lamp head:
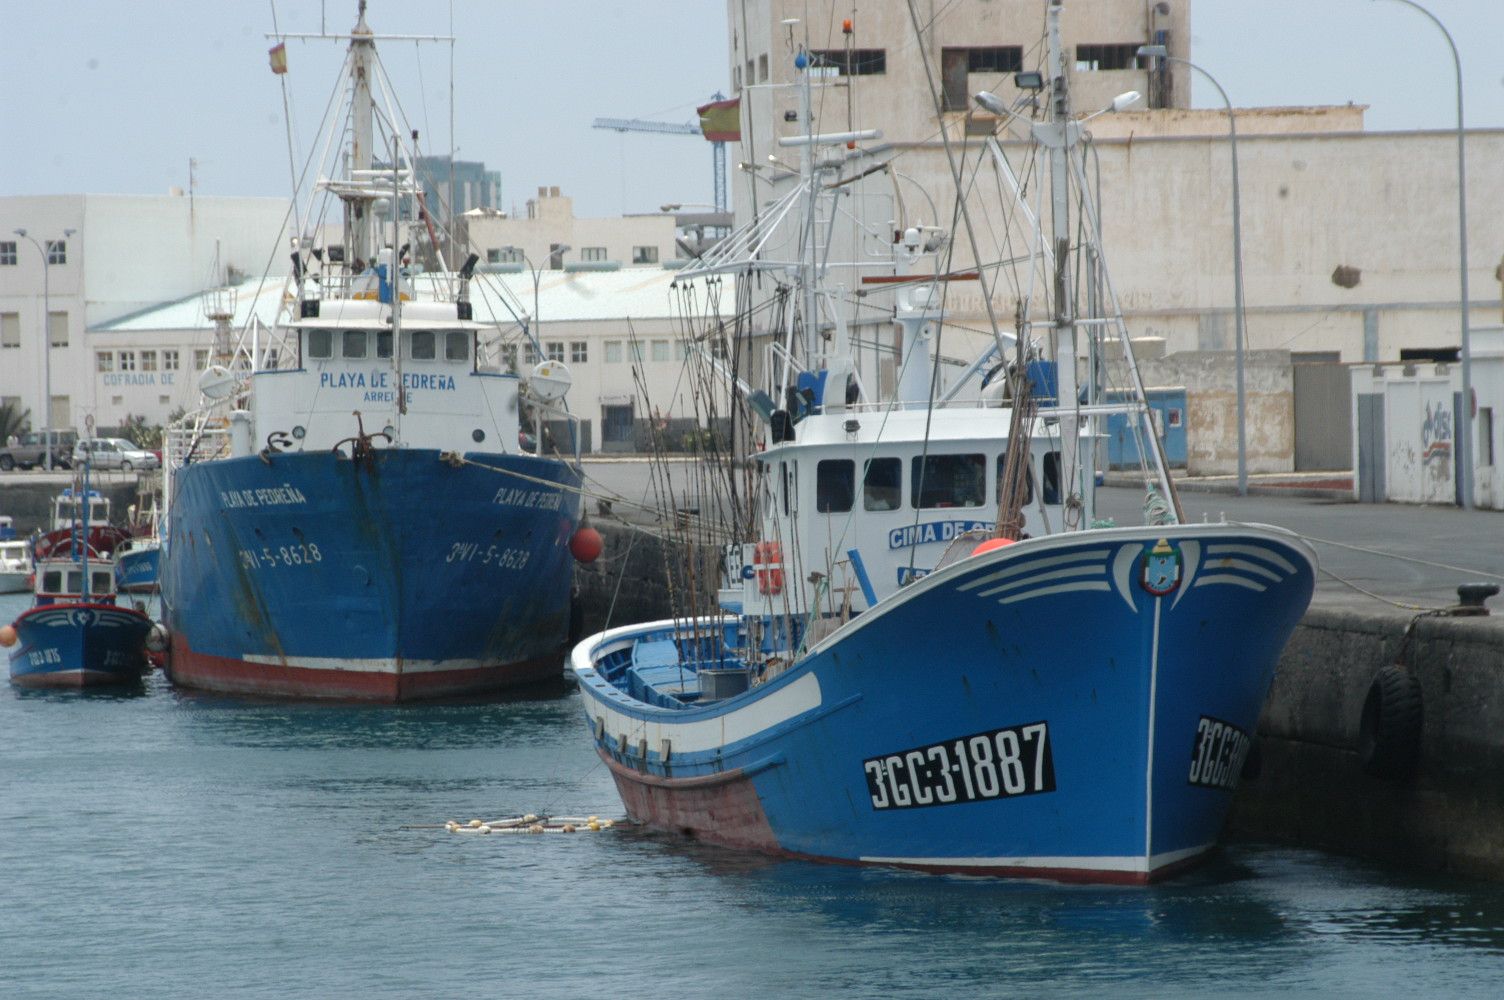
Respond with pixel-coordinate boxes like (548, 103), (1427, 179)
(973, 91), (1007, 116)
(1111, 90), (1142, 112)
(12, 228), (26, 238)
(1137, 44), (1168, 59)
(64, 228), (76, 238)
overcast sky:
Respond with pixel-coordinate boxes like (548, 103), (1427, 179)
(3, 0), (1501, 219)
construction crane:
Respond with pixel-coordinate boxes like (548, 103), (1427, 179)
(592, 103), (729, 214)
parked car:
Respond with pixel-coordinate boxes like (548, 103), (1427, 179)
(72, 437), (161, 471)
(0, 431), (75, 471)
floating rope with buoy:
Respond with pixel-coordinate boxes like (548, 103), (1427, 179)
(405, 814), (625, 836)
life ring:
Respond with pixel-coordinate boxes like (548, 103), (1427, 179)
(753, 540), (784, 596)
(1357, 665), (1423, 780)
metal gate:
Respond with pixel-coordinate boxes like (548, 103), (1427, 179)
(1293, 363), (1353, 470)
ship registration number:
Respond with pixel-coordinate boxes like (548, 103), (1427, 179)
(1187, 715), (1252, 792)
(863, 721), (1055, 811)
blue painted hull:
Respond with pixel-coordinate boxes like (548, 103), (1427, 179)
(8, 603), (153, 688)
(116, 543), (160, 594)
(162, 448), (582, 701)
(574, 524), (1315, 883)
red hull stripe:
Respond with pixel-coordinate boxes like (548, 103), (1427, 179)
(600, 751), (1212, 885)
(168, 635), (561, 702)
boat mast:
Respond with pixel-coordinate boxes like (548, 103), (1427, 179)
(348, 2), (376, 267)
(1041, 1), (1087, 529)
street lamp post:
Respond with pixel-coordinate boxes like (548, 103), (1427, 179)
(521, 245), (571, 355)
(1375, 0), (1471, 508)
(12, 226), (75, 472)
(1137, 45), (1247, 495)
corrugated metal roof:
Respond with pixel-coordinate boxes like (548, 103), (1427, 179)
(89, 266), (735, 334)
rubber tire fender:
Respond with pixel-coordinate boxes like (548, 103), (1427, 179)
(1358, 665), (1423, 780)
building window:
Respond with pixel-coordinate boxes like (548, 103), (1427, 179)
(112, 395), (124, 406)
(119, 350), (137, 371)
(570, 341), (588, 363)
(141, 350), (158, 371)
(604, 340), (623, 363)
(1, 312), (19, 348)
(632, 245), (660, 265)
(486, 248), (501, 264)
(523, 342), (539, 365)
(159, 395), (171, 405)
(501, 344), (519, 371)
(629, 341), (645, 363)
(96, 351), (114, 372)
(733, 65), (742, 91)
(264, 347), (280, 368)
(1075, 43), (1142, 71)
(651, 339), (670, 362)
(193, 349), (209, 370)
(758, 54), (769, 82)
(491, 246), (522, 264)
(675, 340), (689, 361)
(163, 349), (179, 370)
(967, 46), (1023, 73)
(546, 341), (565, 362)
(0, 242), (16, 265)
(809, 49), (886, 76)
(581, 247), (607, 262)
(47, 311), (67, 348)
(46, 240), (67, 265)
(1482, 407), (1496, 467)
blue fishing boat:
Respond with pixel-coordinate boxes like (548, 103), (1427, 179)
(571, 5), (1316, 883)
(115, 536), (160, 595)
(4, 468), (151, 688)
(157, 4), (587, 701)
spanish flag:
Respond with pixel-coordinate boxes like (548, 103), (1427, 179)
(268, 42), (288, 75)
(697, 97), (741, 143)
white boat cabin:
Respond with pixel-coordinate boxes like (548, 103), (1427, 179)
(52, 490), (111, 532)
(34, 557), (118, 607)
(738, 404), (1074, 619)
(238, 298), (527, 458)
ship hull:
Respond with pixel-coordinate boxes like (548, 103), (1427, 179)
(575, 524), (1315, 883)
(115, 542), (160, 594)
(8, 603), (153, 688)
(162, 448), (582, 701)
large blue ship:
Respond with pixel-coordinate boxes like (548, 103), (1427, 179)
(570, 3), (1316, 882)
(159, 5), (586, 701)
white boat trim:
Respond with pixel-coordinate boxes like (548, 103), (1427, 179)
(860, 842), (1210, 875)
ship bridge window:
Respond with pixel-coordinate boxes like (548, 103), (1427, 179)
(306, 329), (333, 360)
(409, 330), (436, 361)
(66, 570), (83, 593)
(911, 454), (985, 509)
(90, 502), (108, 522)
(342, 330), (368, 359)
(816, 459), (854, 513)
(996, 452), (1035, 506)
(42, 570), (62, 592)
(376, 330), (393, 359)
(92, 570), (112, 593)
(446, 331), (470, 362)
(1042, 451), (1061, 505)
(863, 457), (901, 511)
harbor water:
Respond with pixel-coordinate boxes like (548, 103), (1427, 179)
(5, 591), (1504, 997)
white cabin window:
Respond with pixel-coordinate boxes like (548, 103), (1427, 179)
(410, 331), (436, 360)
(92, 570), (112, 593)
(816, 459), (854, 513)
(66, 570), (83, 593)
(863, 458), (901, 511)
(43, 570), (62, 592)
(1042, 451), (1062, 505)
(445, 331), (470, 362)
(342, 330), (368, 359)
(996, 452), (1035, 506)
(307, 330), (333, 359)
(911, 454), (985, 509)
(376, 331), (393, 359)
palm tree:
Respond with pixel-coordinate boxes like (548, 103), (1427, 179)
(0, 399), (30, 445)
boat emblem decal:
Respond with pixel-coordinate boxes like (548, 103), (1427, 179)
(1139, 539), (1183, 597)
(68, 608), (99, 628)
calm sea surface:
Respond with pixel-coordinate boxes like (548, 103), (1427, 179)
(4, 591), (1504, 998)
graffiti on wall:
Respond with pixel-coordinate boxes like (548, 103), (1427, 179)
(1421, 401), (1453, 466)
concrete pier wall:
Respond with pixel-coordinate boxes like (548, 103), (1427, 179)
(1228, 603), (1504, 879)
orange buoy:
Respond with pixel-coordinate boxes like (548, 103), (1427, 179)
(569, 526), (604, 563)
(0, 624), (17, 648)
(971, 537), (1015, 557)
